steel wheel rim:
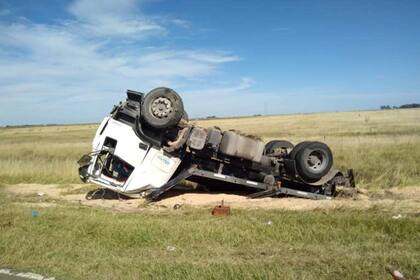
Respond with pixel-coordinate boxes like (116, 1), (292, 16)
(151, 97), (173, 118)
(305, 150), (328, 173)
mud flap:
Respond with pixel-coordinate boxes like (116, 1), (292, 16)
(284, 158), (355, 188)
(306, 168), (342, 186)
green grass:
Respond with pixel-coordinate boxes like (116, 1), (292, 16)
(0, 191), (419, 280)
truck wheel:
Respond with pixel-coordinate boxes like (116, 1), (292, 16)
(264, 140), (294, 155)
(289, 141), (312, 160)
(141, 87), (184, 129)
(294, 141), (333, 182)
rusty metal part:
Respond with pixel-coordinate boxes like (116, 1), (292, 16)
(212, 200), (231, 216)
(164, 126), (192, 153)
(346, 169), (356, 188)
(306, 168), (341, 186)
(304, 168), (355, 188)
(329, 168), (356, 188)
(386, 266), (406, 280)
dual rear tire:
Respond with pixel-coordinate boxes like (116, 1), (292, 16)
(290, 141), (333, 182)
(264, 140), (294, 155)
(264, 139), (333, 181)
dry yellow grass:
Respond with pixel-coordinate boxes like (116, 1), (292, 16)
(195, 109), (420, 188)
(195, 109), (420, 140)
(0, 125), (95, 184)
(0, 109), (419, 188)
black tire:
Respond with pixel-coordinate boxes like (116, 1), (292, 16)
(264, 140), (294, 155)
(141, 87), (184, 129)
(289, 141), (312, 160)
(294, 141), (333, 181)
(264, 140), (279, 155)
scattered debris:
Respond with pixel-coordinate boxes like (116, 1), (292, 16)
(4, 184), (420, 213)
(266, 220), (273, 226)
(36, 192), (45, 197)
(386, 266), (406, 280)
(0, 269), (55, 280)
(335, 186), (358, 198)
(173, 203), (183, 210)
(212, 200), (231, 216)
(31, 210), (39, 218)
(392, 214), (403, 220)
(166, 246), (176, 252)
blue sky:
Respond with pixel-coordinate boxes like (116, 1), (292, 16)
(0, 0), (419, 125)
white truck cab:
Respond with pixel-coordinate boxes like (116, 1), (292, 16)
(82, 116), (181, 195)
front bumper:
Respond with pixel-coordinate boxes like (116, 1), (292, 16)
(77, 153), (133, 192)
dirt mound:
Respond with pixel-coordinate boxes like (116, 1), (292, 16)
(2, 184), (420, 213)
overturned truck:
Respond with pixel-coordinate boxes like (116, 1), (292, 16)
(78, 87), (355, 201)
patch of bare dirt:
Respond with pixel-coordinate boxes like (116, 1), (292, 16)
(2, 184), (420, 213)
(153, 187), (420, 212)
(3, 184), (146, 212)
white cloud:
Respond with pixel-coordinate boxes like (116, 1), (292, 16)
(0, 21), (239, 93)
(67, 0), (163, 38)
(185, 77), (255, 97)
(134, 50), (240, 78)
(170, 19), (191, 28)
(187, 52), (241, 64)
(180, 78), (262, 118)
(0, 0), (242, 125)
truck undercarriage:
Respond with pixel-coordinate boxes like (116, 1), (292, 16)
(78, 88), (355, 201)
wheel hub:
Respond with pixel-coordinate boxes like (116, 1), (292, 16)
(151, 97), (172, 118)
(307, 151), (323, 170)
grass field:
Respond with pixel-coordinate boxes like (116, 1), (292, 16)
(1, 108), (419, 188)
(0, 109), (420, 279)
(0, 193), (419, 280)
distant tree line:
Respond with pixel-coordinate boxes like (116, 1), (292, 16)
(380, 103), (420, 110)
(3, 124), (60, 129)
